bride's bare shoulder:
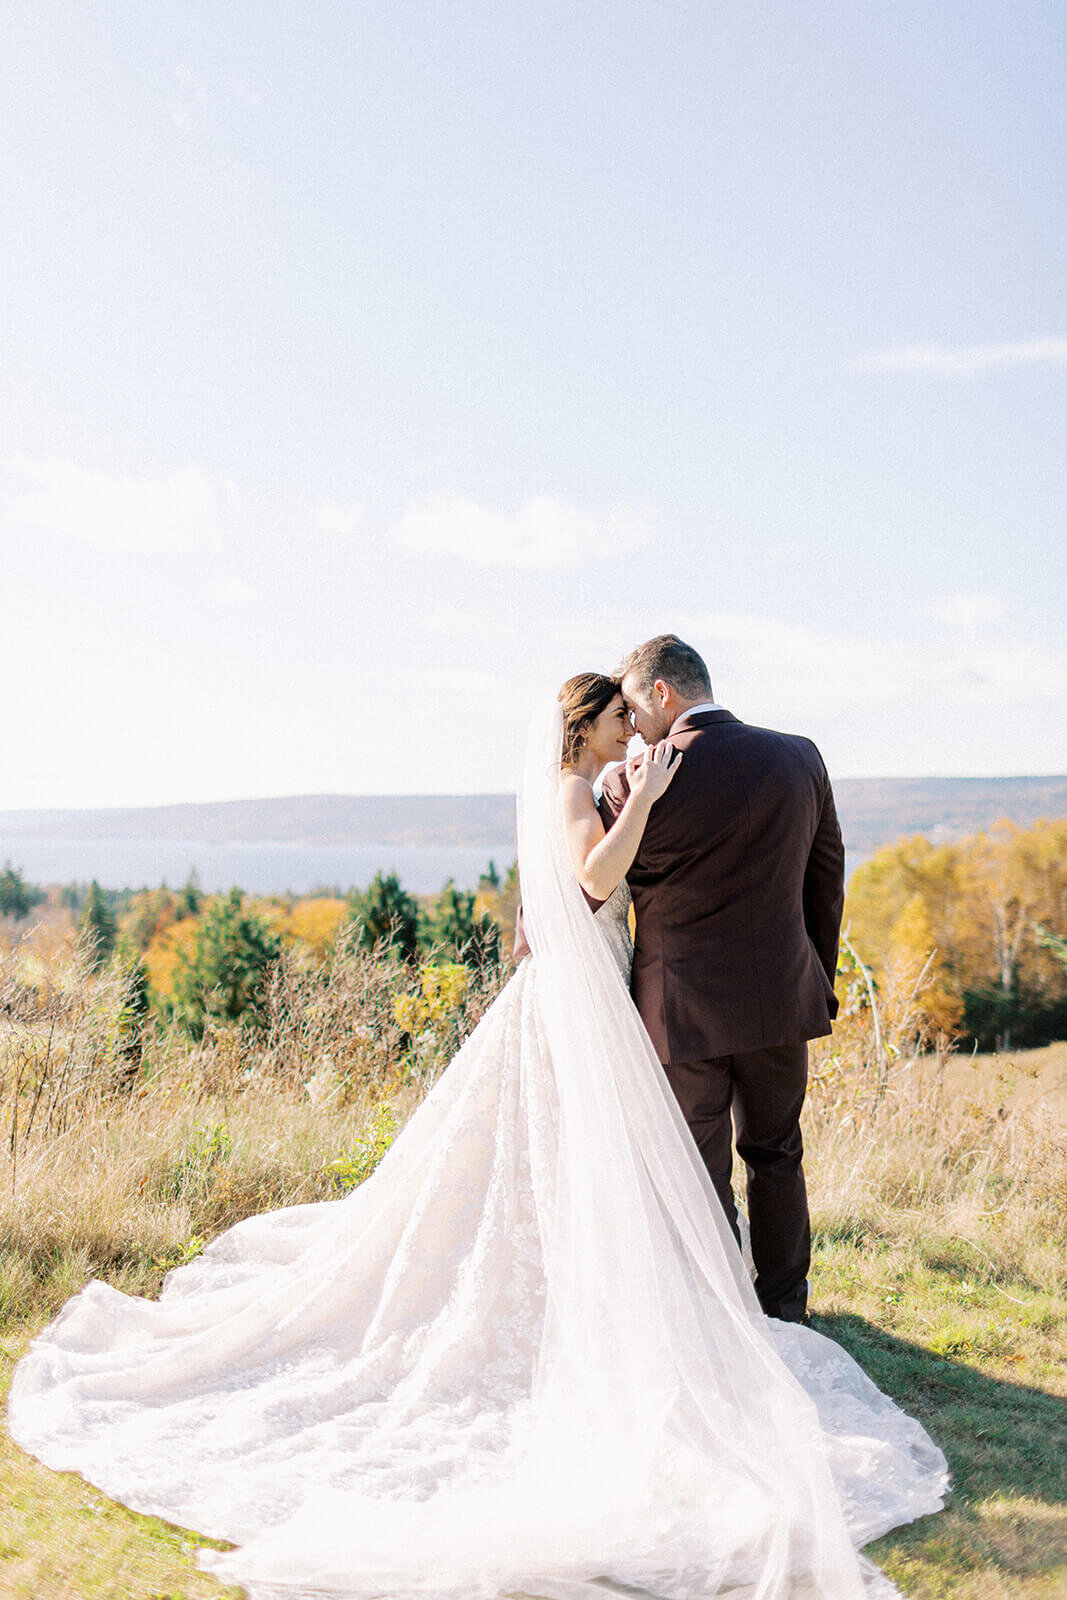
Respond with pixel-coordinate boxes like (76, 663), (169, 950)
(559, 770), (598, 816)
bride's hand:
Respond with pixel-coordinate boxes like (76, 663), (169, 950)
(626, 742), (682, 803)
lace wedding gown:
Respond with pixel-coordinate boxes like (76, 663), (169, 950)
(8, 703), (947, 1600)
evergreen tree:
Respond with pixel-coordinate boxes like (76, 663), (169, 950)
(180, 868), (203, 918)
(346, 872), (419, 961)
(420, 879), (501, 964)
(0, 862), (39, 920)
(173, 888), (282, 1038)
(111, 947), (152, 1087)
(478, 860), (501, 893)
(80, 879), (118, 969)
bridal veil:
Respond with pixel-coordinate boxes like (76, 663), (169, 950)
(7, 697), (946, 1599)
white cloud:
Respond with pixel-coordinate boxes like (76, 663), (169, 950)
(4, 457), (239, 552)
(316, 500), (364, 540)
(926, 593), (1005, 629)
(676, 610), (1067, 717)
(392, 491), (653, 569)
(856, 338), (1067, 375)
(412, 606), (1065, 724)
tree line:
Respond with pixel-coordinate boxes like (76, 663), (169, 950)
(845, 817), (1067, 1049)
(0, 861), (518, 1044)
(4, 820), (1064, 1053)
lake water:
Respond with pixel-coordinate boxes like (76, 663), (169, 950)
(0, 839), (518, 897)
(1, 838), (864, 897)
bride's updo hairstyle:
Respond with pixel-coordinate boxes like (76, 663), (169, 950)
(557, 673), (621, 767)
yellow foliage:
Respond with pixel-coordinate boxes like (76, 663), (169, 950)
(845, 816), (1067, 1042)
(887, 893), (963, 1036)
(143, 917), (199, 997)
(281, 898), (349, 956)
(392, 960), (469, 1035)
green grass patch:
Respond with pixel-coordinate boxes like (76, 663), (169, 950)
(1, 1326), (239, 1599)
(810, 1235), (1067, 1599)
(2, 1235), (1064, 1598)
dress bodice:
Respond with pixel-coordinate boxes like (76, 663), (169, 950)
(593, 878), (634, 982)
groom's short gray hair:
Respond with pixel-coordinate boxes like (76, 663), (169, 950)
(616, 635), (712, 699)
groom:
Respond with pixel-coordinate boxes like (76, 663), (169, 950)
(600, 634), (845, 1323)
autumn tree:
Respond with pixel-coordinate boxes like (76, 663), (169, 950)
(1034, 924), (1067, 971)
(495, 861), (522, 960)
(885, 892), (963, 1038)
(121, 886), (180, 952)
(845, 818), (1067, 1049)
(283, 897), (350, 956)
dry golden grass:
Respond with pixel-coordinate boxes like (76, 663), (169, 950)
(803, 998), (1066, 1598)
(0, 931), (506, 1328)
(0, 931), (1064, 1598)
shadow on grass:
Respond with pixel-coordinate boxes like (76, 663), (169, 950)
(813, 1311), (1067, 1592)
(812, 1311), (1067, 1504)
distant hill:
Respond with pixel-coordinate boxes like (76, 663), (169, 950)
(0, 795), (516, 849)
(829, 776), (1067, 854)
(1, 777), (1064, 860)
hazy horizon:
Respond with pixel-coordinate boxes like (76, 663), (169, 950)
(1, 770), (1065, 820)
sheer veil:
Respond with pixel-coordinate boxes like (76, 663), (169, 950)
(515, 695), (872, 1596)
(6, 695), (946, 1600)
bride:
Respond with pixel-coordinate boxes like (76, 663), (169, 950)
(8, 677), (947, 1600)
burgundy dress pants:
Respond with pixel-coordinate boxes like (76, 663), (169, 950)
(663, 1042), (810, 1322)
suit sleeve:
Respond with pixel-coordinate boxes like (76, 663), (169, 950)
(803, 758), (845, 1001)
(598, 761), (631, 830)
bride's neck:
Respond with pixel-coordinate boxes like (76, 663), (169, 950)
(565, 751), (602, 786)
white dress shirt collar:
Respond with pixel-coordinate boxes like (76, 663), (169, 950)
(669, 700), (722, 732)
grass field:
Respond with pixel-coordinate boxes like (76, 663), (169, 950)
(0, 934), (1064, 1598)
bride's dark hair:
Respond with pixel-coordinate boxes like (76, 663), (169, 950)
(557, 673), (621, 767)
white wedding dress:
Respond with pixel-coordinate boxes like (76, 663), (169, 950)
(8, 702), (947, 1599)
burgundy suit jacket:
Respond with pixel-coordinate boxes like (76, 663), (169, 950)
(599, 709), (844, 1064)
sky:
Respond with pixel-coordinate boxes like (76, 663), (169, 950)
(1, 0), (1065, 808)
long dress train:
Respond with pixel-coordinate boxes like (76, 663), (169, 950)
(7, 701), (948, 1598)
